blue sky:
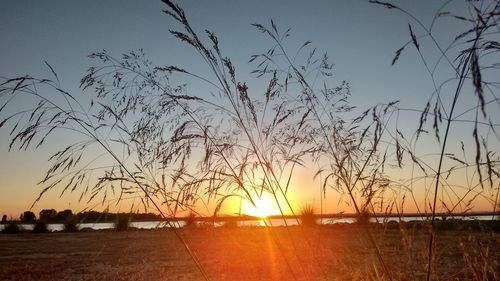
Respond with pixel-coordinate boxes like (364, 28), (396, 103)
(1, 0), (496, 217)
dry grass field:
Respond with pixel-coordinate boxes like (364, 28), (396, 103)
(0, 224), (499, 280)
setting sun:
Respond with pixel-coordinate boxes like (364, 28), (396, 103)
(241, 193), (281, 218)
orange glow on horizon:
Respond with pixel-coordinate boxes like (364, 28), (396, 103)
(241, 193), (282, 218)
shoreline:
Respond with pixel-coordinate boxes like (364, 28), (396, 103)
(2, 217), (499, 232)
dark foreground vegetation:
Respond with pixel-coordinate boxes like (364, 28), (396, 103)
(0, 224), (498, 281)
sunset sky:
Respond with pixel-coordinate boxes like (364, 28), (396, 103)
(1, 1), (498, 218)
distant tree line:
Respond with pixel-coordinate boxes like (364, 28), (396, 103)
(1, 209), (162, 223)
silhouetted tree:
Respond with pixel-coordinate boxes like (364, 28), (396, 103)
(76, 211), (110, 223)
(39, 209), (57, 222)
(20, 211), (36, 222)
(1, 215), (6, 222)
(56, 209), (73, 221)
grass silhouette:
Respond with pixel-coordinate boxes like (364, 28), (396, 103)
(299, 205), (317, 227)
(0, 0), (498, 280)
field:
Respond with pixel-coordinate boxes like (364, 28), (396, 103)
(0, 224), (499, 280)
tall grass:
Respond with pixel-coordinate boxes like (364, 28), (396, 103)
(1, 0), (321, 278)
(247, 17), (403, 279)
(299, 205), (317, 227)
(0, 1), (410, 280)
(0, 0), (498, 280)
(370, 1), (500, 279)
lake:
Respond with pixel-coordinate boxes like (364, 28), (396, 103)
(0, 213), (496, 231)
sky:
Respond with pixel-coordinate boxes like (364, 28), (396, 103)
(1, 0), (498, 218)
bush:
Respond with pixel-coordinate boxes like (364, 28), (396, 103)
(355, 209), (371, 226)
(63, 219), (79, 232)
(33, 220), (49, 233)
(183, 212), (198, 228)
(115, 216), (130, 231)
(2, 221), (21, 234)
(299, 205), (317, 227)
(489, 220), (500, 233)
(386, 220), (400, 230)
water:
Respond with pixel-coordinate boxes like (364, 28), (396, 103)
(0, 221), (184, 232)
(0, 214), (496, 231)
(230, 214), (498, 227)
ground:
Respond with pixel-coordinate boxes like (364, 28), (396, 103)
(0, 225), (498, 280)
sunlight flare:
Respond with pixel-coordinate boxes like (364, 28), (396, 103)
(242, 193), (281, 218)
